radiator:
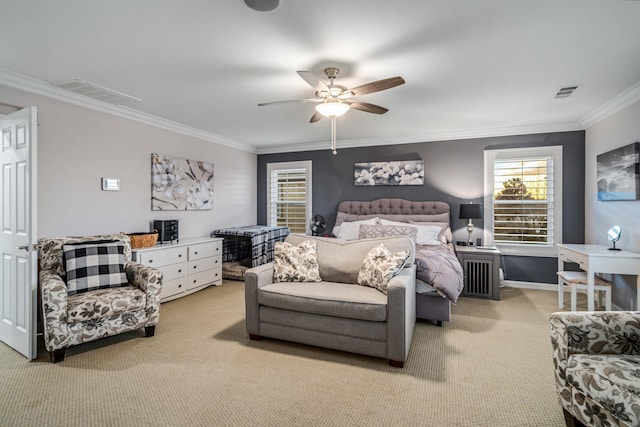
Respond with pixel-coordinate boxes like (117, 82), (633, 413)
(462, 259), (494, 298)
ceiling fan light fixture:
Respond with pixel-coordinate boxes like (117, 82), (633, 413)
(315, 101), (349, 117)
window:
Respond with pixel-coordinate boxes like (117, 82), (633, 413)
(267, 161), (312, 234)
(483, 146), (562, 256)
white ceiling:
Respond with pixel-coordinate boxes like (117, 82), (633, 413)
(1, 0), (640, 154)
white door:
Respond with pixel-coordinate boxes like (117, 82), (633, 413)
(0, 107), (38, 360)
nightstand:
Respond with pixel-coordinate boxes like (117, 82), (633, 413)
(456, 246), (501, 300)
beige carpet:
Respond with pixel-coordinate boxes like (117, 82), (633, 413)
(0, 282), (566, 427)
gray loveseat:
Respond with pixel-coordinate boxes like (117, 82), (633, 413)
(244, 234), (416, 367)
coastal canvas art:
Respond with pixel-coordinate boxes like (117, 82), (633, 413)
(597, 142), (640, 201)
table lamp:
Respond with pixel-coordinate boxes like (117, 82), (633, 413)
(459, 203), (483, 246)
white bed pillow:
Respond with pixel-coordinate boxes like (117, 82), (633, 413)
(335, 217), (379, 240)
(408, 220), (452, 244)
(379, 219), (441, 245)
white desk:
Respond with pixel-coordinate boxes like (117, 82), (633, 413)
(557, 244), (640, 311)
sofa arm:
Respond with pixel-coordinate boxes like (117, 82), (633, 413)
(40, 270), (70, 352)
(244, 262), (275, 337)
(387, 264), (417, 364)
(125, 261), (163, 326)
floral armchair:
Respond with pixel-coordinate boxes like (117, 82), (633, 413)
(549, 311), (640, 427)
(39, 234), (162, 363)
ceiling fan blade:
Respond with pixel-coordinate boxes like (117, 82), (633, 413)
(309, 111), (324, 123)
(258, 98), (321, 107)
(349, 76), (405, 96)
(348, 101), (389, 114)
(297, 71), (329, 92)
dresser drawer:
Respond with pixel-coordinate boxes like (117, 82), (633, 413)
(137, 246), (187, 267)
(161, 277), (186, 299)
(188, 241), (222, 261)
(187, 255), (221, 274)
(157, 262), (187, 282)
(187, 268), (222, 290)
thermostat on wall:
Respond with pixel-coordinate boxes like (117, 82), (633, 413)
(101, 178), (120, 191)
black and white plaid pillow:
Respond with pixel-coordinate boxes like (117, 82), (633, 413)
(63, 240), (129, 295)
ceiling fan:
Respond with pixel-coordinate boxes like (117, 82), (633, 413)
(259, 67), (405, 123)
(258, 67), (405, 154)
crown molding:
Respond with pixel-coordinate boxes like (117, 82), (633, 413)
(255, 121), (584, 154)
(581, 80), (640, 128)
(0, 67), (256, 153)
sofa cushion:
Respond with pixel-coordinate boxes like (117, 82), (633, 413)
(285, 234), (414, 284)
(273, 239), (321, 282)
(567, 354), (640, 426)
(357, 244), (409, 294)
(66, 285), (146, 323)
(258, 281), (388, 321)
(63, 240), (129, 295)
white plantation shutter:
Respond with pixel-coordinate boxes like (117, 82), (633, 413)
(267, 161), (312, 234)
(492, 156), (553, 245)
(484, 146), (562, 257)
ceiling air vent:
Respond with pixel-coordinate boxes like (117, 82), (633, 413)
(53, 78), (142, 105)
(554, 85), (579, 99)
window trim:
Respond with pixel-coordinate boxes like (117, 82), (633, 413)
(266, 160), (312, 235)
(483, 146), (562, 257)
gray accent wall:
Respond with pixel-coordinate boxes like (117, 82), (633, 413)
(258, 131), (585, 284)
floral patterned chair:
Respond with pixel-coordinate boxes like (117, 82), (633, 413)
(549, 311), (640, 427)
(39, 234), (162, 363)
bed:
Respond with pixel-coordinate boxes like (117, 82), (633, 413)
(333, 199), (464, 325)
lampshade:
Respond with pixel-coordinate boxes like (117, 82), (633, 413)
(459, 203), (482, 220)
(315, 101), (350, 117)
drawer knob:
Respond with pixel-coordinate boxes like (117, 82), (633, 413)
(149, 259), (153, 263)
(193, 279), (197, 284)
(194, 251), (198, 255)
(179, 254), (182, 258)
(178, 269), (182, 273)
(178, 284), (182, 288)
(193, 265), (197, 269)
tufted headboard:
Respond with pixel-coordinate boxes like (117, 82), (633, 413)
(334, 199), (451, 227)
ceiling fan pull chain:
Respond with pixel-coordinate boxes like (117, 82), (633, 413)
(331, 116), (337, 155)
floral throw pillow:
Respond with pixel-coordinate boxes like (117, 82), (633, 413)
(273, 239), (322, 282)
(357, 244), (409, 294)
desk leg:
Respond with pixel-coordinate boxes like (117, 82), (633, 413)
(587, 272), (595, 312)
(636, 276), (640, 311)
(557, 257), (564, 309)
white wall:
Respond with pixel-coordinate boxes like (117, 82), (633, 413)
(1, 84), (257, 239)
(585, 99), (640, 251)
(585, 98), (640, 309)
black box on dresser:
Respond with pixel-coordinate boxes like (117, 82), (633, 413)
(153, 220), (179, 243)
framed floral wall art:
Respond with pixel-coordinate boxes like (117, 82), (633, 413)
(151, 153), (214, 210)
(354, 161), (424, 186)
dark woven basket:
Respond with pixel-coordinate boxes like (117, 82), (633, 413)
(125, 230), (159, 249)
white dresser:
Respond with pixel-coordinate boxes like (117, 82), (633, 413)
(132, 237), (223, 302)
